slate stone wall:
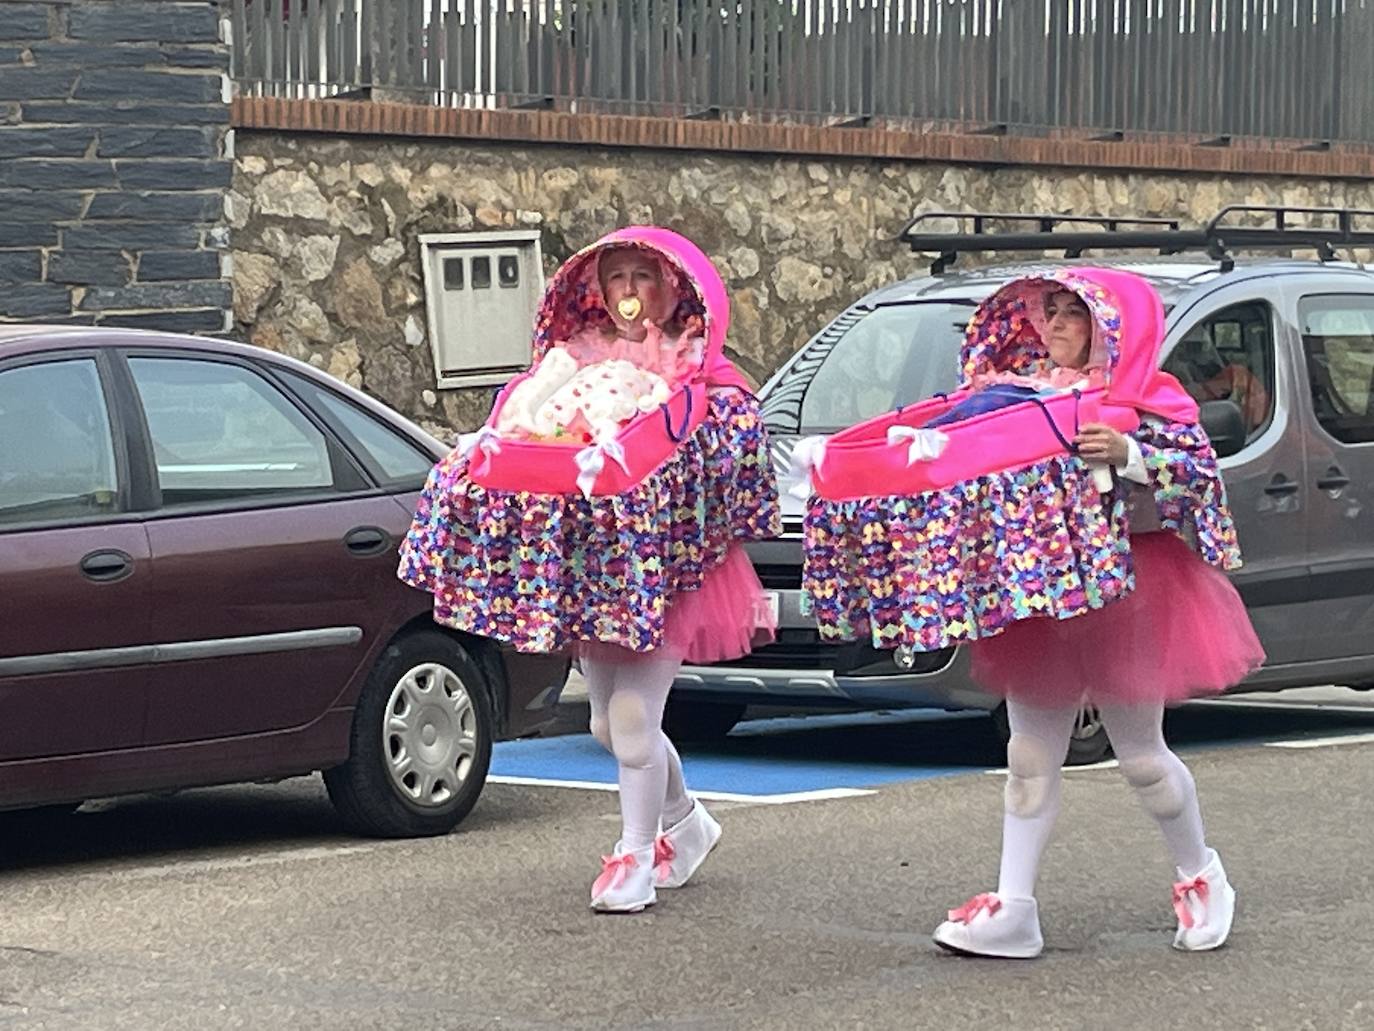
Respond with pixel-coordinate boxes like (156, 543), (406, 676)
(0, 1), (231, 332)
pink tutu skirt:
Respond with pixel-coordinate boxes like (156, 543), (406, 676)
(575, 545), (776, 666)
(969, 531), (1264, 707)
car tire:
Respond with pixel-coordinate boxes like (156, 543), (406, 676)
(324, 630), (495, 839)
(663, 698), (746, 744)
(990, 702), (1113, 767)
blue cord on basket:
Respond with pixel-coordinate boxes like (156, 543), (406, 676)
(663, 389), (694, 442)
(896, 388), (1081, 456)
(1023, 389), (1081, 453)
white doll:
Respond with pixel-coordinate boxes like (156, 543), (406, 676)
(533, 359), (671, 443)
(495, 348), (579, 439)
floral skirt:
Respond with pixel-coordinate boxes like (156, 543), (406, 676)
(803, 454), (1132, 652)
(398, 389), (781, 655)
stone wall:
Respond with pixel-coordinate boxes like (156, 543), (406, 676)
(230, 129), (1371, 438)
(0, 1), (230, 331)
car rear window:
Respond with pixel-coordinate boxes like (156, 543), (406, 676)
(1299, 294), (1374, 444)
(280, 371), (434, 489)
(129, 357), (336, 505)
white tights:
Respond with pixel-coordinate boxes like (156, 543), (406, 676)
(997, 698), (1210, 900)
(582, 652), (695, 851)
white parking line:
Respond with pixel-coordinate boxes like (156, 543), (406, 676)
(1266, 732), (1374, 750)
(488, 775), (876, 804)
(1195, 699), (1374, 716)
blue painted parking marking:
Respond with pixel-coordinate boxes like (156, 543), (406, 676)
(490, 698), (1374, 802)
(491, 709), (989, 800)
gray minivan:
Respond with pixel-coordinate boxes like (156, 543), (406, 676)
(670, 209), (1374, 763)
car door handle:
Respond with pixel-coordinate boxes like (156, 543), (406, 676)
(1316, 466), (1351, 491)
(344, 526), (391, 556)
(79, 549), (133, 583)
(1263, 475), (1300, 497)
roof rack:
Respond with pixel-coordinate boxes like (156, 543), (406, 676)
(898, 206), (1374, 275)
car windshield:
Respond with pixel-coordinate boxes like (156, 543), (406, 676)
(762, 302), (973, 435)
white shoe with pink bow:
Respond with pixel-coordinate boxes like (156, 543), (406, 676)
(932, 893), (1044, 959)
(1172, 849), (1236, 951)
(653, 800), (722, 890)
(589, 843), (657, 914)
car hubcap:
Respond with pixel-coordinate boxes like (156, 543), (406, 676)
(383, 662), (478, 808)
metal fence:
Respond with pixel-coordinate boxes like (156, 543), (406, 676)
(228, 0), (1374, 144)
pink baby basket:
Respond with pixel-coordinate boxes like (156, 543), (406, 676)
(466, 226), (741, 498)
(806, 267), (1195, 502)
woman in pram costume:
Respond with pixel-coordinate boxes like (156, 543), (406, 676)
(399, 227), (780, 914)
(800, 268), (1263, 957)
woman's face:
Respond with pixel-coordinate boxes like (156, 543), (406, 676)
(599, 250), (668, 340)
(1043, 290), (1094, 369)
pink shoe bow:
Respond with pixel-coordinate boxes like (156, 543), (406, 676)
(948, 893), (1002, 924)
(1172, 875), (1210, 929)
(592, 852), (639, 898)
(653, 835), (676, 881)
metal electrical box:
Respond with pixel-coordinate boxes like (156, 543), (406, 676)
(420, 230), (544, 389)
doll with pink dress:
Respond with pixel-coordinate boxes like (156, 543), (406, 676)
(492, 272), (703, 449)
(399, 227), (781, 914)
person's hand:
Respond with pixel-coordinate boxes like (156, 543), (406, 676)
(1075, 423), (1130, 466)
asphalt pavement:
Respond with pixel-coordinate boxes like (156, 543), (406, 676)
(1, 689), (1372, 1030)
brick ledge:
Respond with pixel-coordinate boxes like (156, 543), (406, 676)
(231, 96), (1374, 180)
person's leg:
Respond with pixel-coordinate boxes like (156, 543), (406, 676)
(605, 652), (682, 851)
(996, 701), (1080, 899)
(588, 651), (682, 912)
(580, 657), (616, 755)
(933, 699), (1077, 959)
(653, 662), (724, 890)
(660, 733), (693, 829)
(1098, 702), (1236, 951)
(1098, 703), (1207, 875)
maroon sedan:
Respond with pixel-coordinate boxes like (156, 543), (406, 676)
(0, 326), (567, 836)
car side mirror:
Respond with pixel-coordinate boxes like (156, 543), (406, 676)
(1199, 399), (1247, 458)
